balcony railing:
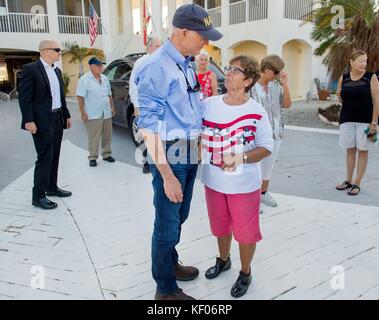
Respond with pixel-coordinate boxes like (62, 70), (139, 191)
(284, 0), (313, 20)
(230, 1), (247, 25)
(58, 15), (102, 34)
(208, 6), (221, 28)
(0, 13), (49, 33)
(229, 0), (268, 25)
(249, 0), (268, 21)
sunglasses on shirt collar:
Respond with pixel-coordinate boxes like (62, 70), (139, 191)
(177, 64), (201, 93)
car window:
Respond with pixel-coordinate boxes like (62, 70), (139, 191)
(115, 64), (132, 80)
(208, 63), (224, 80)
(120, 70), (132, 81)
(104, 64), (118, 81)
(103, 63), (131, 81)
(191, 60), (224, 81)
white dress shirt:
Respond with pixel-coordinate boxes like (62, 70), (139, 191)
(40, 58), (62, 110)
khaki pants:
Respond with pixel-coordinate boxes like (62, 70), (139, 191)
(86, 117), (113, 160)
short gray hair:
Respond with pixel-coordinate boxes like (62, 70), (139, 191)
(146, 35), (160, 50)
(39, 40), (59, 52)
(196, 51), (209, 61)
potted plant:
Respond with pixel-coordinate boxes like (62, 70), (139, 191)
(62, 72), (71, 97)
(315, 78), (329, 101)
(329, 88), (338, 102)
(328, 79), (339, 102)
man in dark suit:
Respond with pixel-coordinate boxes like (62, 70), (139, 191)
(19, 40), (72, 210)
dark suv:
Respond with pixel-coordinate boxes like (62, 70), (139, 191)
(103, 53), (225, 146)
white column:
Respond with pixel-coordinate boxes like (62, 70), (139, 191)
(46, 0), (59, 36)
(167, 0), (176, 34)
(266, 0), (285, 55)
(221, 0), (228, 29)
(220, 0), (230, 68)
(123, 0), (132, 34)
(151, 0), (162, 38)
(100, 0), (114, 62)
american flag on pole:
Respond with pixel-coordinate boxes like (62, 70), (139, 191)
(89, 1), (99, 47)
(143, 0), (151, 46)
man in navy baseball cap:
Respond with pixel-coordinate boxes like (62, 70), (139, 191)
(88, 57), (105, 65)
(172, 3), (222, 41)
(134, 3), (223, 301)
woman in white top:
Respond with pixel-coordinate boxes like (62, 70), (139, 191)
(250, 55), (292, 208)
(201, 55), (273, 298)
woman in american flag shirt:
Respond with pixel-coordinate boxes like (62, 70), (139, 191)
(200, 55), (274, 298)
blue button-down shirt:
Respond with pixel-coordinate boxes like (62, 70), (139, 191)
(76, 72), (112, 120)
(135, 39), (202, 141)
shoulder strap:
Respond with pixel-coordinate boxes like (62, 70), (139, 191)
(362, 71), (373, 84)
(342, 73), (351, 84)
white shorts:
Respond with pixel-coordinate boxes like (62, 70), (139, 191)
(339, 122), (378, 151)
(261, 139), (282, 181)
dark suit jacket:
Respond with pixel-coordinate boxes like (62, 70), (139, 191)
(19, 59), (71, 132)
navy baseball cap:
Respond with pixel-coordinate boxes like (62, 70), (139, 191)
(172, 4), (223, 41)
(89, 57), (105, 65)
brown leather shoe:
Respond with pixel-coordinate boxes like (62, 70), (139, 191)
(155, 288), (195, 300)
(175, 263), (199, 281)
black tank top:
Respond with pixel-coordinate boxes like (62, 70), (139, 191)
(340, 71), (373, 124)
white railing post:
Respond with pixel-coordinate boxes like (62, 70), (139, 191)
(46, 0), (59, 35)
(246, 0), (250, 22)
(5, 0), (10, 32)
(100, 0), (113, 62)
(221, 0), (228, 30)
(267, 0), (284, 55)
(167, 0), (176, 34)
(151, 0), (162, 38)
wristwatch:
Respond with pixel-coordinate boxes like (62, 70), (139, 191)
(243, 152), (248, 163)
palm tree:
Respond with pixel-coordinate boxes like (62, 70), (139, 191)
(63, 42), (105, 78)
(305, 0), (379, 80)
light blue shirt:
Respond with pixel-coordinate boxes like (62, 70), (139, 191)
(129, 53), (150, 110)
(76, 72), (112, 120)
(135, 39), (202, 141)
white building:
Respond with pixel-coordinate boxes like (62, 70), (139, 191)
(0, 0), (327, 98)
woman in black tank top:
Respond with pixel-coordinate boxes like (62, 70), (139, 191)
(336, 50), (379, 195)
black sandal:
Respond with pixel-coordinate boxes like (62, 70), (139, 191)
(336, 181), (352, 191)
(347, 185), (361, 196)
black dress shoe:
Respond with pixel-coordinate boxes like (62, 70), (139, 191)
(142, 163), (151, 174)
(89, 160), (97, 167)
(32, 197), (58, 210)
(231, 271), (252, 298)
(46, 188), (72, 197)
(103, 156), (116, 163)
(205, 256), (232, 280)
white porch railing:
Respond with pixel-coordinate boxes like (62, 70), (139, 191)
(0, 13), (49, 33)
(208, 6), (221, 28)
(58, 15), (102, 35)
(284, 0), (313, 20)
(229, 1), (247, 25)
(249, 0), (268, 21)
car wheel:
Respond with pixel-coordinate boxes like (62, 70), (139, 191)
(129, 114), (143, 147)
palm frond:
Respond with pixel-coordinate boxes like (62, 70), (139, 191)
(304, 0), (379, 80)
